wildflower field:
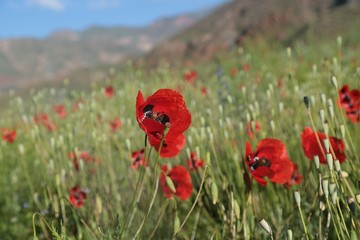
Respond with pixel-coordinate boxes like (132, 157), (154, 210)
(0, 38), (359, 239)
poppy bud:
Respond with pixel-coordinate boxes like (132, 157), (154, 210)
(356, 194), (360, 205)
(314, 155), (320, 169)
(323, 122), (329, 136)
(323, 139), (330, 153)
(287, 229), (293, 240)
(328, 105), (334, 119)
(294, 190), (301, 206)
(320, 201), (326, 211)
(18, 144), (25, 155)
(259, 219), (272, 236)
(165, 175), (176, 193)
(234, 200), (240, 219)
(211, 182), (218, 205)
(287, 47), (292, 58)
(303, 96), (310, 109)
(321, 93), (326, 105)
(319, 109), (325, 123)
(331, 76), (338, 89)
(340, 125), (345, 139)
(322, 179), (329, 199)
(334, 160), (341, 173)
(96, 195), (103, 215)
(336, 36), (342, 49)
(174, 213), (180, 235)
(326, 153), (333, 170)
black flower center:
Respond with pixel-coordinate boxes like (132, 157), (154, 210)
(249, 156), (271, 171)
(143, 104), (170, 124)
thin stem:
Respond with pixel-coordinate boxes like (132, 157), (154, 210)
(297, 205), (310, 240)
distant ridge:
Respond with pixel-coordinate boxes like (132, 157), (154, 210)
(145, 0), (360, 65)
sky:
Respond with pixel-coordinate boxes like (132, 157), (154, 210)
(0, 0), (228, 39)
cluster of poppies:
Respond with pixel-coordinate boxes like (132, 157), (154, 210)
(1, 128), (16, 143)
(338, 84), (359, 123)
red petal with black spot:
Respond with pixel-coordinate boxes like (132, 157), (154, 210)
(338, 85), (360, 123)
(245, 139), (293, 186)
(284, 163), (303, 188)
(301, 127), (346, 164)
(136, 89), (191, 143)
(131, 148), (147, 169)
(69, 185), (87, 208)
(148, 134), (186, 158)
(187, 152), (205, 171)
(160, 165), (193, 201)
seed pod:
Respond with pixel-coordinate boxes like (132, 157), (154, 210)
(211, 182), (218, 205)
(259, 219), (272, 236)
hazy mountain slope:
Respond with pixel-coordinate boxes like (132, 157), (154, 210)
(146, 0), (360, 64)
(0, 11), (209, 87)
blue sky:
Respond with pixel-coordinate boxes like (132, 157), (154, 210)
(0, 0), (228, 39)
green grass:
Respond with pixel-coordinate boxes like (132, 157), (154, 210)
(0, 38), (359, 239)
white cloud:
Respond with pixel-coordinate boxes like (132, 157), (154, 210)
(89, 0), (121, 9)
(28, 0), (65, 11)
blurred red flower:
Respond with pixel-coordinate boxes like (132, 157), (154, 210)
(230, 67), (237, 76)
(33, 112), (57, 132)
(187, 152), (205, 171)
(136, 89), (191, 143)
(148, 134), (186, 158)
(284, 163), (303, 188)
(109, 118), (122, 132)
(245, 139), (293, 186)
(246, 121), (261, 139)
(104, 86), (115, 98)
(338, 85), (359, 123)
(184, 70), (197, 84)
(2, 128), (16, 143)
(160, 165), (192, 201)
(242, 64), (251, 72)
(200, 87), (208, 96)
(68, 151), (100, 171)
(69, 185), (87, 208)
(301, 127), (346, 164)
(131, 148), (147, 169)
(54, 104), (67, 118)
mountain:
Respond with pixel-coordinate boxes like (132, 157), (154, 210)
(0, 10), (210, 94)
(146, 0), (360, 65)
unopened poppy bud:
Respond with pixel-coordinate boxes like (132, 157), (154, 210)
(328, 105), (334, 119)
(259, 219), (272, 236)
(287, 47), (292, 58)
(311, 95), (316, 106)
(268, 83), (274, 93)
(329, 182), (336, 195)
(356, 194), (360, 205)
(211, 182), (218, 205)
(279, 102), (284, 113)
(53, 194), (59, 217)
(125, 138), (131, 151)
(18, 144), (25, 155)
(320, 201), (326, 211)
(330, 76), (338, 89)
(200, 117), (205, 126)
(314, 155), (320, 169)
(234, 200), (240, 219)
(218, 105), (223, 115)
(331, 191), (338, 204)
(165, 175), (176, 193)
(340, 125), (345, 138)
(341, 171), (349, 178)
(287, 229), (293, 240)
(294, 190), (301, 206)
(322, 179), (329, 199)
(323, 122), (329, 135)
(174, 213), (180, 235)
(50, 137), (55, 149)
(323, 139), (330, 153)
(246, 113), (251, 122)
(321, 93), (326, 105)
(95, 195), (103, 215)
(326, 153), (333, 170)
(336, 36), (342, 48)
(319, 109), (325, 123)
(303, 96), (310, 109)
(334, 160), (341, 173)
(270, 120), (275, 132)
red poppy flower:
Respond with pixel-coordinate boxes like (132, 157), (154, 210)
(69, 185), (87, 208)
(230, 67), (237, 77)
(148, 134), (186, 158)
(2, 128), (16, 143)
(184, 70), (197, 84)
(136, 89), (191, 143)
(338, 85), (359, 123)
(160, 165), (193, 201)
(109, 118), (122, 132)
(68, 151), (100, 171)
(104, 86), (115, 98)
(301, 127), (346, 163)
(131, 148), (147, 169)
(187, 152), (205, 171)
(246, 121), (261, 139)
(242, 64), (251, 72)
(34, 112), (57, 132)
(245, 139), (293, 186)
(54, 104), (67, 118)
(200, 87), (208, 96)
(284, 163), (303, 188)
